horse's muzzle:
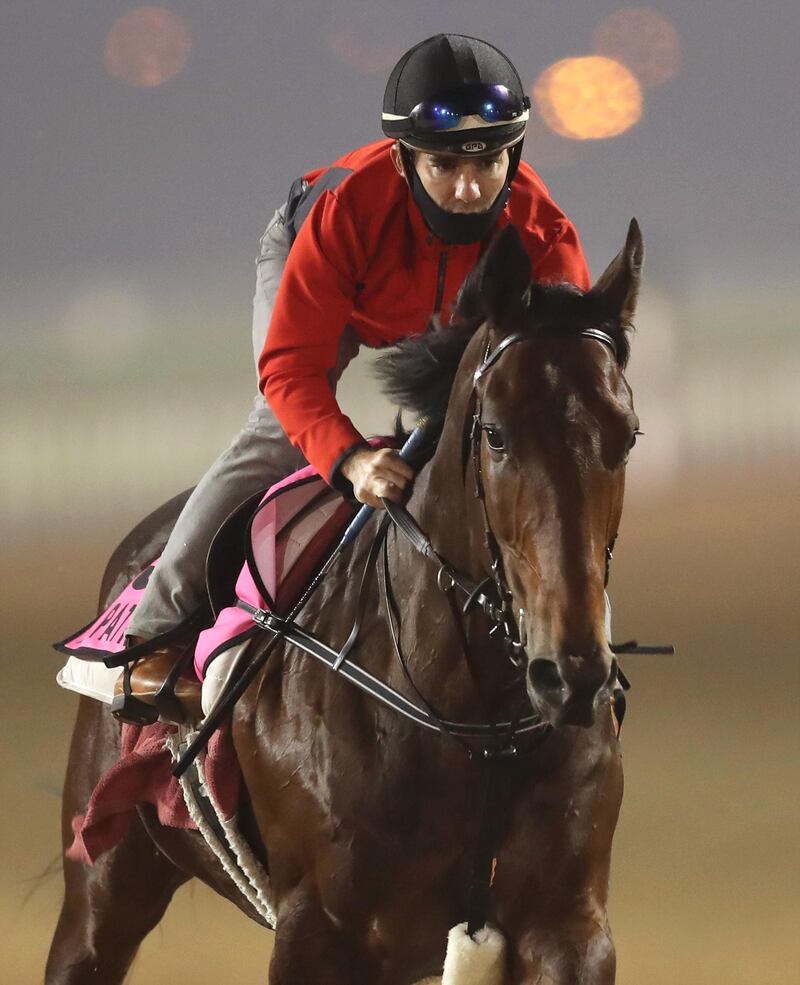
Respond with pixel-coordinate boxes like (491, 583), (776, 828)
(527, 650), (617, 727)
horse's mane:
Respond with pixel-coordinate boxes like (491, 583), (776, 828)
(375, 268), (630, 442)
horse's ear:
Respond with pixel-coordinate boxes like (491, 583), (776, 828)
(478, 225), (532, 327)
(592, 219), (644, 323)
(591, 218), (644, 324)
(451, 260), (486, 326)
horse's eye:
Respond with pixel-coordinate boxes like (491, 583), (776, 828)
(484, 426), (505, 452)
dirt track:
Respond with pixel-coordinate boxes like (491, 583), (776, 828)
(2, 466), (797, 983)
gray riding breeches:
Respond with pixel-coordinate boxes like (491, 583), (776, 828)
(127, 204), (360, 639)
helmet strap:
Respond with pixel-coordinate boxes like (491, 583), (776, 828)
(399, 141), (525, 246)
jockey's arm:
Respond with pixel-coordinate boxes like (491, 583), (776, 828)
(257, 190), (411, 506)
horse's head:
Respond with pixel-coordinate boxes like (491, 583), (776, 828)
(464, 221), (643, 727)
(377, 220), (643, 729)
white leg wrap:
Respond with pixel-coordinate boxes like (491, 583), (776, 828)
(440, 922), (506, 985)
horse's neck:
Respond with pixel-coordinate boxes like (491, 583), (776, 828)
(413, 457), (484, 577)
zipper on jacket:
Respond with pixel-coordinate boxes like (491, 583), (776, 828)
(433, 251), (449, 314)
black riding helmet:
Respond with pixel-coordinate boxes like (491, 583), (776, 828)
(382, 34), (530, 244)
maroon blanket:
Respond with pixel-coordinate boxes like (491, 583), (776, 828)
(68, 721), (239, 864)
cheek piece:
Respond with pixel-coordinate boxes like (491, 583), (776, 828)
(400, 141), (524, 246)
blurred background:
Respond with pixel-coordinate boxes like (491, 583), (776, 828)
(2, 1), (798, 982)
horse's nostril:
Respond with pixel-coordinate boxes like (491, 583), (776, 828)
(529, 659), (563, 693)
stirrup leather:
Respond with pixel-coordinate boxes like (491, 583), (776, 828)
(110, 660), (159, 725)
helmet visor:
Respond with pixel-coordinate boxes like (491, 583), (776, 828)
(385, 84), (530, 135)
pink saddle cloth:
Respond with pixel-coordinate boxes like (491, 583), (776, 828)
(194, 439), (392, 679)
(55, 462), (357, 669)
(60, 463), (362, 863)
(193, 463), (357, 679)
(58, 439), (422, 867)
(55, 562), (161, 660)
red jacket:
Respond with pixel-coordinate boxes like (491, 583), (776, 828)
(259, 139), (590, 484)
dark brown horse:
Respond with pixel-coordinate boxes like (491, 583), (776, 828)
(47, 220), (643, 985)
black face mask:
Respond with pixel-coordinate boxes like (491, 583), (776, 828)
(400, 143), (522, 246)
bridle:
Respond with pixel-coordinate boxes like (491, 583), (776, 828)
(177, 324), (624, 773)
(364, 324), (623, 748)
(450, 325), (621, 668)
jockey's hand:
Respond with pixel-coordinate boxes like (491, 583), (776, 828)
(340, 447), (414, 509)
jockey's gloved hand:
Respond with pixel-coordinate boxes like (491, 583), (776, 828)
(340, 447), (414, 509)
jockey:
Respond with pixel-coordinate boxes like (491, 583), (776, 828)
(114, 33), (591, 723)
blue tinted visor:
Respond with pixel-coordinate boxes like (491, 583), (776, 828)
(408, 84), (529, 133)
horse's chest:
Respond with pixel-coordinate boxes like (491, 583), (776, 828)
(253, 696), (467, 847)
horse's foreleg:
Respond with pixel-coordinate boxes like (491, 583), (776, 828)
(45, 808), (190, 985)
(46, 698), (190, 985)
(269, 880), (379, 985)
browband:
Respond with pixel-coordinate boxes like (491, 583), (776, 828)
(474, 327), (618, 384)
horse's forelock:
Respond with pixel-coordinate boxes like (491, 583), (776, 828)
(526, 283), (632, 369)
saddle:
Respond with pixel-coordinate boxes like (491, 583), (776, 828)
(55, 465), (358, 722)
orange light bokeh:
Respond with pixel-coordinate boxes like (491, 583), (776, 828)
(534, 56), (643, 141)
(104, 7), (192, 89)
(593, 7), (681, 86)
